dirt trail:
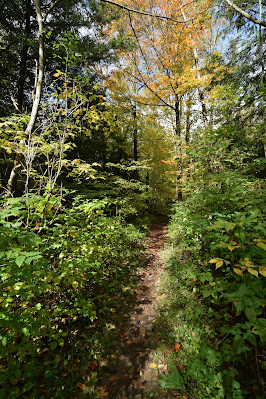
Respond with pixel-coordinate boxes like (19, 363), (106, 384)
(95, 219), (168, 399)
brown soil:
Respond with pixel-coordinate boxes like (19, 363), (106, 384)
(95, 218), (169, 399)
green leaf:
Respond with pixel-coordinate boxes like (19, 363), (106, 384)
(245, 307), (256, 322)
(22, 381), (34, 393)
(50, 342), (57, 350)
(158, 368), (184, 390)
(15, 255), (26, 267)
(22, 327), (30, 337)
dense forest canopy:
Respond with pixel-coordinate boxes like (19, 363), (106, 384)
(0, 0), (265, 398)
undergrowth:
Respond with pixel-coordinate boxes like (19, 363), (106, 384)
(156, 171), (266, 398)
(0, 192), (150, 398)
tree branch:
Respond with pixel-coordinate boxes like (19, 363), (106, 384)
(44, 0), (61, 21)
(225, 0), (266, 27)
(99, 0), (186, 23)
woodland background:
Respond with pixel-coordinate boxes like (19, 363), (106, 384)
(0, 0), (265, 398)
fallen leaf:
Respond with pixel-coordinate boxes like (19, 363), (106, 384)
(109, 375), (119, 381)
(97, 387), (109, 398)
(173, 343), (181, 353)
(150, 362), (157, 369)
(88, 361), (98, 370)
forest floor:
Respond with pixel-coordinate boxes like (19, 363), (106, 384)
(94, 217), (177, 399)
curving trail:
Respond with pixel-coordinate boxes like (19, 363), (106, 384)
(95, 218), (169, 399)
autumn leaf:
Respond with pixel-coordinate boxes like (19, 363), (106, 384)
(233, 267), (243, 277)
(77, 382), (86, 390)
(88, 361), (98, 370)
(150, 362), (157, 369)
(259, 266), (266, 277)
(247, 267), (258, 277)
(173, 343), (181, 353)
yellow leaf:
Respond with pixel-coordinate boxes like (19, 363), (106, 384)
(150, 363), (157, 369)
(247, 267), (258, 277)
(216, 260), (224, 269)
(259, 266), (266, 277)
(53, 72), (60, 77)
(233, 268), (243, 277)
(209, 258), (221, 264)
(257, 241), (266, 251)
(228, 245), (236, 251)
(209, 282), (216, 286)
(72, 281), (79, 289)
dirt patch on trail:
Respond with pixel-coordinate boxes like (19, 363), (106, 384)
(95, 218), (169, 399)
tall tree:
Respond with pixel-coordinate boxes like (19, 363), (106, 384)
(101, 0), (212, 199)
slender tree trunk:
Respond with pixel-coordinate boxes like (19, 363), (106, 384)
(7, 0), (44, 196)
(180, 4), (209, 129)
(175, 94), (182, 201)
(185, 94), (191, 144)
(258, 0), (266, 158)
(17, 0), (31, 112)
(132, 102), (139, 180)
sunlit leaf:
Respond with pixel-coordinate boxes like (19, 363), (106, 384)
(209, 258), (221, 264)
(259, 266), (266, 277)
(72, 281), (79, 289)
(216, 260), (224, 269)
(247, 267), (258, 277)
(233, 268), (243, 277)
(257, 242), (266, 251)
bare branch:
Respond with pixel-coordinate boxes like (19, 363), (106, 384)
(99, 0), (186, 23)
(225, 0), (266, 27)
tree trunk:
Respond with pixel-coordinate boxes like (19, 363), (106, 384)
(132, 102), (139, 180)
(7, 0), (44, 196)
(175, 94), (182, 201)
(180, 5), (209, 129)
(185, 94), (191, 144)
(258, 0), (266, 158)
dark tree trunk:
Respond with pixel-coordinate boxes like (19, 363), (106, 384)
(175, 95), (182, 201)
(133, 103), (139, 180)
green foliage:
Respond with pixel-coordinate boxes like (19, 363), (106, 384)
(165, 117), (266, 397)
(0, 194), (146, 397)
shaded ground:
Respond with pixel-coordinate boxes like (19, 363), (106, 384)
(95, 217), (170, 399)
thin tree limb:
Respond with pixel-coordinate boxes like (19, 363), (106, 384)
(225, 0), (266, 27)
(44, 0), (61, 21)
(99, 0), (187, 23)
